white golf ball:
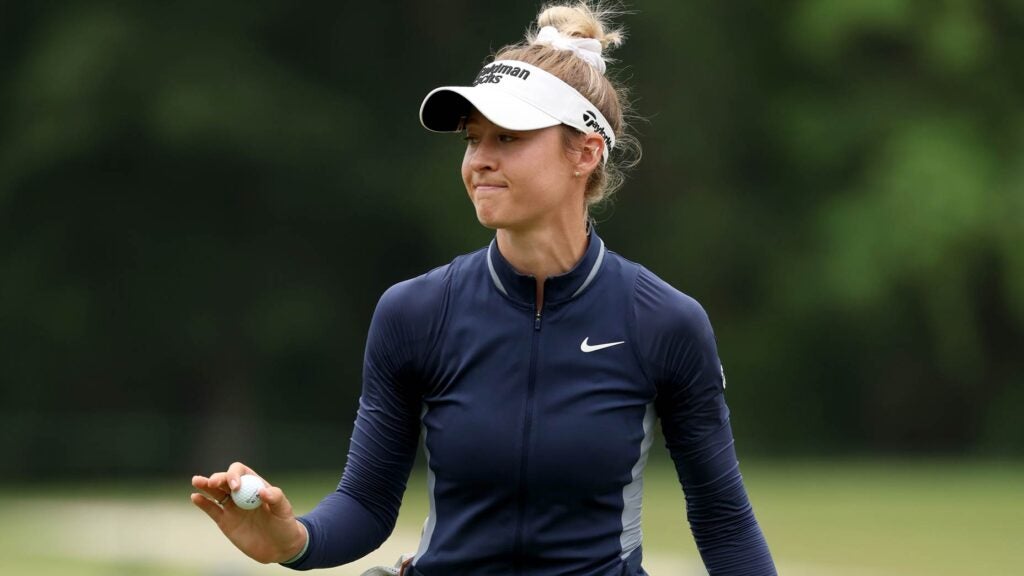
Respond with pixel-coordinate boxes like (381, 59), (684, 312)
(231, 474), (265, 510)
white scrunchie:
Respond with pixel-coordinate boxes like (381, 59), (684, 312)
(534, 26), (606, 74)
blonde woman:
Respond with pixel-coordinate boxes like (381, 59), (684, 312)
(192, 3), (776, 574)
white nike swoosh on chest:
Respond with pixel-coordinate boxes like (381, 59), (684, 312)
(580, 337), (626, 353)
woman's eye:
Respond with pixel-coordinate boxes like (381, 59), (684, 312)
(462, 133), (515, 145)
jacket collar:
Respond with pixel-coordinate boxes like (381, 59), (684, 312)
(486, 228), (606, 307)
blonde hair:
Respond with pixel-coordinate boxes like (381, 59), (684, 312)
(493, 1), (641, 209)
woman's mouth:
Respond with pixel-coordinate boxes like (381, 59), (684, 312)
(474, 184), (507, 193)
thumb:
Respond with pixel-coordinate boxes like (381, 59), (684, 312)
(261, 485), (294, 518)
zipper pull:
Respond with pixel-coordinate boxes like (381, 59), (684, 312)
(534, 311), (542, 331)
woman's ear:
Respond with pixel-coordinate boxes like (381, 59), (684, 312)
(577, 132), (605, 175)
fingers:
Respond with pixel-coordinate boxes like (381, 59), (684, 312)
(190, 492), (224, 522)
(226, 461), (255, 490)
(204, 471), (226, 492)
(192, 475), (229, 504)
(206, 462), (256, 493)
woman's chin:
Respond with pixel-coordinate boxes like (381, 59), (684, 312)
(474, 208), (507, 230)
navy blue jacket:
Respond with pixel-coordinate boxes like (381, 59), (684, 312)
(285, 231), (776, 575)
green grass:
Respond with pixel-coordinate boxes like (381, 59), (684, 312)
(743, 459), (1024, 575)
(1, 458), (1021, 575)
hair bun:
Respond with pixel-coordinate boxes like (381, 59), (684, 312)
(534, 2), (625, 52)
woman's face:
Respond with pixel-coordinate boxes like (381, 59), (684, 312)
(461, 110), (583, 233)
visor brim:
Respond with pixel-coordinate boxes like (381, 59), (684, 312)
(420, 86), (562, 133)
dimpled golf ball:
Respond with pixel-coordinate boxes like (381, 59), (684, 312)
(231, 474), (265, 510)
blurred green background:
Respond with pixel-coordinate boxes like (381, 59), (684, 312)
(1, 0), (1022, 574)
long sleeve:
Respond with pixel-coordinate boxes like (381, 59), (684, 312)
(283, 266), (450, 570)
(631, 267), (776, 575)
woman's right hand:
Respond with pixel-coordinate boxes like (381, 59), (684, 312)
(191, 462), (308, 564)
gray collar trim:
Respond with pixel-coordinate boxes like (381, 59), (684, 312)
(486, 241), (509, 297)
(571, 238), (605, 299)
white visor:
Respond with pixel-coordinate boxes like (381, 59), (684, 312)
(420, 60), (615, 162)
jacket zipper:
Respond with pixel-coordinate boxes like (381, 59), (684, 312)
(514, 308), (542, 572)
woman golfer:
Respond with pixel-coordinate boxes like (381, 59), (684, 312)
(192, 2), (777, 574)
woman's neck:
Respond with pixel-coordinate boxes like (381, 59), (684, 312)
(495, 219), (589, 309)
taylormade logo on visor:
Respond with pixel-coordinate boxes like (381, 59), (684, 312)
(474, 63), (531, 85)
(583, 111), (613, 151)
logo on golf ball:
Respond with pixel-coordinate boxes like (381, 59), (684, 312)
(231, 474), (266, 510)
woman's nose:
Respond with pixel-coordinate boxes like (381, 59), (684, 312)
(468, 140), (498, 171)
